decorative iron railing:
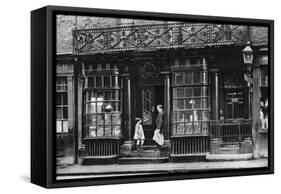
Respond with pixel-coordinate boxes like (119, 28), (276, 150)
(210, 120), (252, 143)
(171, 136), (209, 155)
(73, 23), (248, 55)
(84, 137), (121, 157)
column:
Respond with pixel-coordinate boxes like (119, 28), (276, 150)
(120, 73), (134, 155)
(161, 71), (171, 155)
(214, 71), (219, 121)
(211, 70), (219, 120)
(73, 60), (80, 164)
(210, 70), (220, 154)
(162, 71), (171, 140)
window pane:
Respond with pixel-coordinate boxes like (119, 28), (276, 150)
(202, 111), (209, 120)
(96, 76), (102, 87)
(112, 113), (121, 124)
(56, 94), (62, 105)
(97, 114), (104, 125)
(87, 102), (96, 113)
(97, 126), (104, 137)
(88, 77), (95, 87)
(104, 76), (111, 87)
(194, 99), (201, 108)
(174, 99), (184, 110)
(185, 72), (192, 84)
(177, 123), (185, 134)
(104, 126), (112, 136)
(104, 113), (112, 125)
(176, 88), (184, 98)
(63, 107), (68, 119)
(62, 93), (67, 105)
(193, 87), (201, 96)
(202, 98), (208, 108)
(202, 121), (209, 134)
(177, 112), (185, 122)
(88, 115), (97, 126)
(112, 76), (119, 87)
(56, 108), (63, 119)
(184, 111), (193, 122)
(112, 102), (120, 111)
(89, 126), (97, 137)
(113, 125), (121, 136)
(104, 91), (111, 100)
(193, 72), (201, 83)
(175, 73), (184, 85)
(185, 99), (192, 109)
(56, 121), (62, 133)
(185, 88), (192, 97)
(62, 121), (68, 132)
(87, 91), (96, 102)
(112, 90), (119, 100)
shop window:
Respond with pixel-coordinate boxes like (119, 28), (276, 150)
(172, 67), (209, 135)
(56, 77), (68, 133)
(85, 73), (122, 137)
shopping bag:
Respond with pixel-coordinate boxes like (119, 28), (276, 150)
(153, 129), (164, 146)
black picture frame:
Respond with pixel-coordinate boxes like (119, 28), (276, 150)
(31, 5), (274, 188)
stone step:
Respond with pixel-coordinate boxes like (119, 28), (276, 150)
(118, 157), (169, 164)
(218, 147), (240, 154)
(220, 143), (240, 149)
(143, 145), (158, 150)
(122, 149), (161, 158)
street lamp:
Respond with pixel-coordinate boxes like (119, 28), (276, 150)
(242, 41), (254, 72)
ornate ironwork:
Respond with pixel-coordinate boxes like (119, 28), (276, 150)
(73, 23), (248, 55)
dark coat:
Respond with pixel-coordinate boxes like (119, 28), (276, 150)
(156, 111), (164, 132)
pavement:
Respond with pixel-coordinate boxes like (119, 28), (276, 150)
(56, 158), (268, 180)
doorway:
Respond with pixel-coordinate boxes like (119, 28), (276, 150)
(136, 85), (164, 144)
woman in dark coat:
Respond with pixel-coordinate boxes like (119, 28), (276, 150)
(156, 104), (164, 133)
(153, 105), (165, 149)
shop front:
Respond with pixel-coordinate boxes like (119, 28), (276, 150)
(56, 22), (268, 165)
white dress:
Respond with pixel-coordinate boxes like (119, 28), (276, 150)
(133, 124), (145, 140)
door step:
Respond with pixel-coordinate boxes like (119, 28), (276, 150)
(119, 157), (169, 164)
(218, 142), (240, 154)
(218, 147), (240, 154)
(122, 149), (161, 158)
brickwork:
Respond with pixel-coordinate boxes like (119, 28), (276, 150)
(249, 26), (268, 46)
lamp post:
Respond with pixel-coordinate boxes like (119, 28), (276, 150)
(242, 41), (260, 159)
(242, 41), (254, 73)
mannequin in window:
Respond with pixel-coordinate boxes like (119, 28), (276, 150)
(219, 109), (225, 122)
(96, 93), (104, 113)
(190, 110), (199, 133)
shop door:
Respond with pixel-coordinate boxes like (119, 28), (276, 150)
(136, 86), (164, 144)
(225, 89), (245, 120)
